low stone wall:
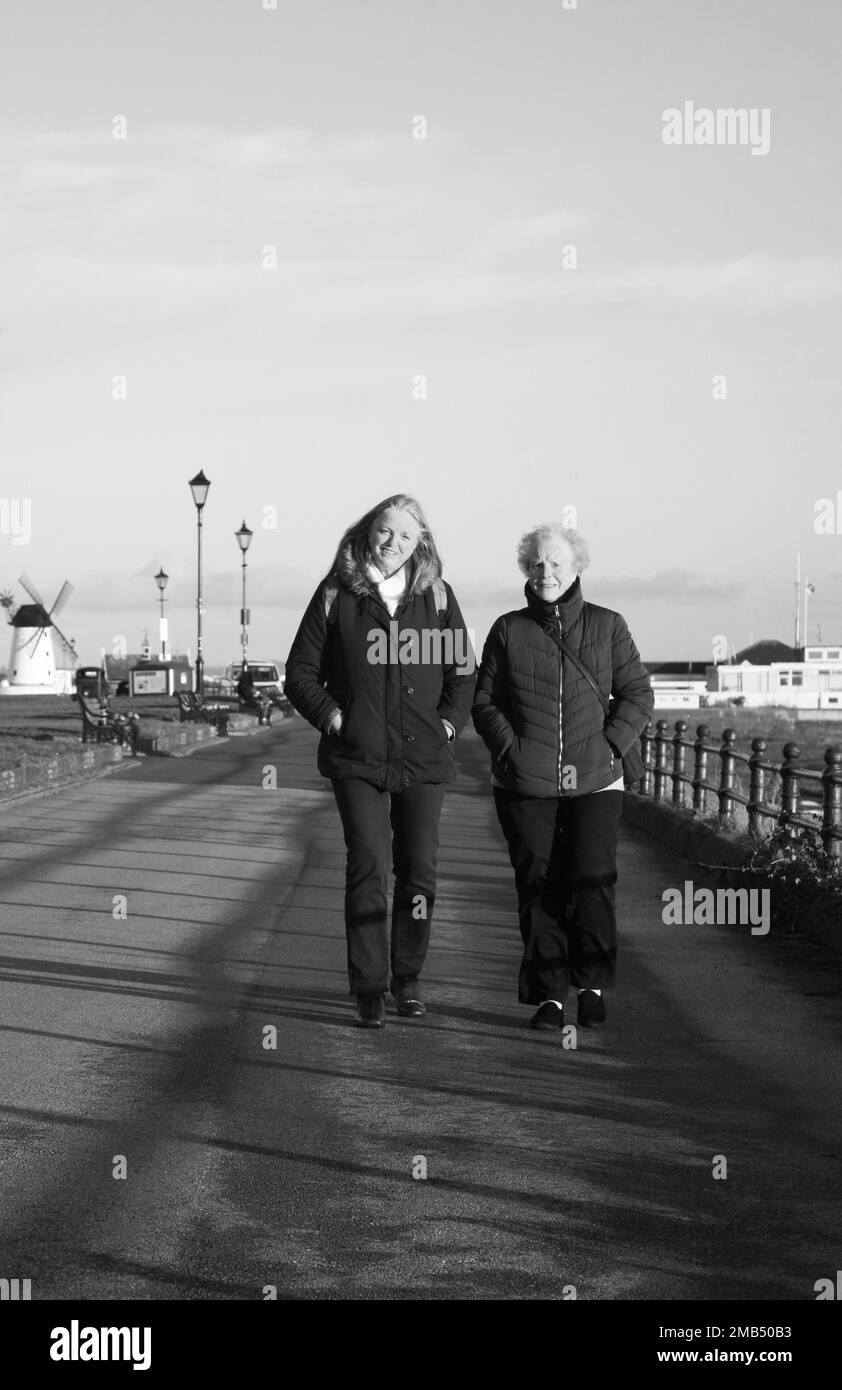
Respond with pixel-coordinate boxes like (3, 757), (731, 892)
(0, 743), (128, 796)
(135, 712), (262, 753)
(0, 712), (274, 798)
(136, 723), (215, 755)
(622, 792), (753, 872)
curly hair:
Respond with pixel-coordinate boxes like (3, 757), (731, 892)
(328, 493), (444, 596)
(517, 524), (590, 576)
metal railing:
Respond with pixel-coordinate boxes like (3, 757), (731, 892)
(636, 719), (842, 859)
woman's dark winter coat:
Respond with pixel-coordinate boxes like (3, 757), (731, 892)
(284, 554), (476, 792)
(472, 578), (654, 797)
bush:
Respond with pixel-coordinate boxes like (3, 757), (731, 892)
(747, 829), (842, 940)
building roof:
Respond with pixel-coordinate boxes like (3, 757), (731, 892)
(645, 661), (709, 678)
(734, 639), (802, 664)
(10, 603), (52, 627)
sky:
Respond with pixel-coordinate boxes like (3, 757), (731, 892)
(1, 0), (841, 668)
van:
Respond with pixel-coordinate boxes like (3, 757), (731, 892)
(221, 660), (284, 695)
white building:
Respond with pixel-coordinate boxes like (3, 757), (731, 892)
(705, 645), (842, 709)
(645, 662), (709, 709)
(651, 679), (707, 709)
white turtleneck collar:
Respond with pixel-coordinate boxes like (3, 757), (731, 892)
(366, 560), (408, 616)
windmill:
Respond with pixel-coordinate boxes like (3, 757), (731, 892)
(1, 574), (78, 695)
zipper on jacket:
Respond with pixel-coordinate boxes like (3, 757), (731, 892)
(555, 603), (563, 794)
(385, 626), (391, 771)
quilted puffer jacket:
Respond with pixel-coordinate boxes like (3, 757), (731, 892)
(472, 578), (654, 797)
(285, 565), (476, 793)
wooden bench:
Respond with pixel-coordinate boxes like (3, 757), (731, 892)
(177, 691), (231, 736)
(76, 693), (140, 755)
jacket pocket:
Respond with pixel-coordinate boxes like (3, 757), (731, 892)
(413, 702), (450, 748)
(340, 698), (381, 760)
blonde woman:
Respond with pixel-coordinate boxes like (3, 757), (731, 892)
(285, 495), (475, 1028)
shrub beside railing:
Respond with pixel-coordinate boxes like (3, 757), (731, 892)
(636, 720), (842, 859)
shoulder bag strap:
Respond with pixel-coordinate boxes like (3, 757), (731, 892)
(541, 624), (610, 716)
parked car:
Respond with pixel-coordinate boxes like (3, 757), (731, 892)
(221, 660), (284, 695)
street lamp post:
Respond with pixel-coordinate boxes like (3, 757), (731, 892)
(154, 567), (169, 660)
(188, 470), (211, 694)
(235, 520), (253, 668)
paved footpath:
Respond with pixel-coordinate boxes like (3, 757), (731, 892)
(0, 721), (839, 1301)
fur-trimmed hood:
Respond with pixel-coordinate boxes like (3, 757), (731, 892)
(332, 542), (438, 599)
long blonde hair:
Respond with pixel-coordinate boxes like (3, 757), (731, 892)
(328, 494), (444, 596)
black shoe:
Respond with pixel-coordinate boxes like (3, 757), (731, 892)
(392, 979), (426, 1018)
(353, 995), (386, 1028)
(529, 1001), (565, 1030)
(577, 990), (607, 1028)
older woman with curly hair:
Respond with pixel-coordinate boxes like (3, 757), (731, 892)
(472, 523), (653, 1031)
(285, 494), (475, 1029)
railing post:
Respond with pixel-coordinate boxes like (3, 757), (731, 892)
(820, 746), (842, 859)
(672, 720), (688, 808)
(640, 720), (654, 796)
(747, 737), (767, 838)
(654, 718), (670, 801)
(779, 742), (801, 848)
(693, 723), (709, 814)
(718, 728), (738, 825)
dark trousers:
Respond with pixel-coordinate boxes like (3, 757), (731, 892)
(331, 778), (446, 996)
(493, 787), (624, 1004)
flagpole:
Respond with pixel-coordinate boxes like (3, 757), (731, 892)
(804, 577), (815, 648)
(795, 553), (801, 649)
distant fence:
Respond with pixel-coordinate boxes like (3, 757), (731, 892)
(636, 719), (842, 859)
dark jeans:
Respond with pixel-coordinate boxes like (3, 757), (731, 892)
(493, 787), (624, 1004)
(331, 778), (447, 996)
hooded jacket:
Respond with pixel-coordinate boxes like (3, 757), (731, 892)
(472, 578), (654, 797)
(284, 550), (476, 791)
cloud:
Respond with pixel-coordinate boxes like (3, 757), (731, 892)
(4, 126), (840, 332)
(587, 570), (749, 602)
(70, 562), (317, 613)
(452, 569), (749, 609)
(473, 208), (587, 262)
(448, 583), (525, 608)
(5, 251), (839, 336)
(0, 126), (402, 174)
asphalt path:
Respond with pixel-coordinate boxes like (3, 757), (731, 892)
(0, 720), (839, 1300)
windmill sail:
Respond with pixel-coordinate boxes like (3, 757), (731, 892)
(50, 580), (73, 617)
(19, 573), (46, 608)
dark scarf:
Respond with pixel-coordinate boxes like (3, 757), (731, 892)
(524, 576), (583, 637)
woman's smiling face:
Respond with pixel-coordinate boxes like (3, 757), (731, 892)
(526, 537), (577, 602)
(368, 507), (421, 578)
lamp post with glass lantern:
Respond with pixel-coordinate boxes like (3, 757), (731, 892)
(154, 567), (169, 660)
(188, 470), (211, 694)
(235, 520), (253, 669)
